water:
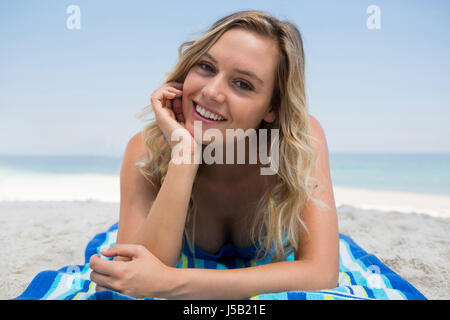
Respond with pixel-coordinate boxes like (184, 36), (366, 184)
(0, 153), (449, 202)
(329, 153), (450, 196)
(0, 155), (123, 202)
(0, 155), (122, 176)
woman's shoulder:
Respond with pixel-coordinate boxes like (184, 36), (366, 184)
(122, 131), (159, 195)
(308, 114), (328, 149)
(308, 114), (323, 134)
(126, 131), (147, 158)
(126, 131), (164, 157)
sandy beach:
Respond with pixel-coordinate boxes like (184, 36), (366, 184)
(1, 187), (449, 300)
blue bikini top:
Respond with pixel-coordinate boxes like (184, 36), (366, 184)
(182, 236), (262, 261)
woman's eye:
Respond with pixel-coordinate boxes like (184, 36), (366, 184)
(197, 62), (252, 91)
(235, 80), (252, 91)
(198, 62), (214, 73)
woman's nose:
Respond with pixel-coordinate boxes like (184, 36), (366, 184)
(201, 76), (226, 105)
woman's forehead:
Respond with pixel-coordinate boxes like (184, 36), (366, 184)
(206, 29), (279, 84)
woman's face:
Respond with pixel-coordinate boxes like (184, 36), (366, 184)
(182, 28), (279, 144)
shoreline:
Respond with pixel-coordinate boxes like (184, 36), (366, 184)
(1, 171), (450, 219)
(333, 186), (450, 219)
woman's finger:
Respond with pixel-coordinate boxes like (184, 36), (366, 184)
(101, 244), (146, 259)
(167, 86), (182, 93)
(95, 284), (113, 292)
(164, 90), (179, 100)
(90, 270), (114, 290)
(167, 82), (183, 90)
(162, 91), (182, 121)
(89, 254), (120, 277)
(165, 97), (171, 109)
(151, 86), (181, 114)
(172, 98), (185, 123)
(162, 91), (177, 110)
(164, 90), (177, 97)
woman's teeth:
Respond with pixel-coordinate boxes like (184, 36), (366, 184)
(195, 104), (225, 121)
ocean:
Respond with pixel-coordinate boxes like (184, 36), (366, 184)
(329, 153), (450, 196)
(0, 153), (449, 202)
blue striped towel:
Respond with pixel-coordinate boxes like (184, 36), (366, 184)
(12, 222), (426, 300)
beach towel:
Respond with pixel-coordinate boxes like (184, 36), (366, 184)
(13, 222), (426, 300)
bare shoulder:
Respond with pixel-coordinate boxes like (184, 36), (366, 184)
(308, 115), (326, 140)
(309, 115), (328, 158)
(296, 116), (339, 285)
(121, 131), (158, 199)
(126, 131), (164, 156)
(117, 131), (158, 244)
(125, 131), (147, 158)
(124, 131), (163, 165)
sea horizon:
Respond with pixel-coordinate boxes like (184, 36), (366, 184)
(1, 152), (449, 201)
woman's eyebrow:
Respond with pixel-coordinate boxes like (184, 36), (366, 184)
(202, 52), (264, 86)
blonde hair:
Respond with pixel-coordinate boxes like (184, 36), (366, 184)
(135, 10), (326, 262)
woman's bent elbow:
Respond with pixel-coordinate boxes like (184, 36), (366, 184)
(322, 267), (339, 290)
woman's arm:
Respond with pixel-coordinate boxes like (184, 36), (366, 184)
(117, 82), (199, 267)
(168, 259), (336, 299)
(114, 131), (157, 261)
(294, 115), (340, 280)
(132, 159), (198, 267)
(165, 115), (339, 299)
(116, 131), (199, 267)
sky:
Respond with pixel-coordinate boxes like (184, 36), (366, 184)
(1, 0), (449, 156)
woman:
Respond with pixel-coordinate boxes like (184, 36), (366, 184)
(89, 10), (339, 299)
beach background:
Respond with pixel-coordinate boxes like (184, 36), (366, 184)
(1, 0), (449, 300)
(1, 154), (449, 300)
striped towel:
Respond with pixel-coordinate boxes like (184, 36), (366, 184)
(12, 222), (426, 300)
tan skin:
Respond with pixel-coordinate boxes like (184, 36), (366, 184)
(180, 29), (278, 251)
(89, 28), (339, 299)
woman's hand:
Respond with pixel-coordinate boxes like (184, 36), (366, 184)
(151, 82), (199, 162)
(89, 244), (177, 299)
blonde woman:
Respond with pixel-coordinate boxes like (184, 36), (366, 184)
(89, 10), (339, 299)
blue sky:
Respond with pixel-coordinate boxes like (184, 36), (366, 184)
(1, 0), (449, 156)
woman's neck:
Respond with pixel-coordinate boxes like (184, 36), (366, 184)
(196, 136), (270, 184)
(196, 162), (261, 185)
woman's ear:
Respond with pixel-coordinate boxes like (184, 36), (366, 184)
(263, 106), (276, 124)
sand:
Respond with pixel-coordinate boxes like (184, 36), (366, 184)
(0, 201), (119, 300)
(337, 204), (450, 300)
(1, 188), (449, 300)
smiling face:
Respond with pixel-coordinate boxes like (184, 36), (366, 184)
(181, 28), (279, 144)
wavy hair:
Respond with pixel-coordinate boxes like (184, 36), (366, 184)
(135, 10), (326, 262)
